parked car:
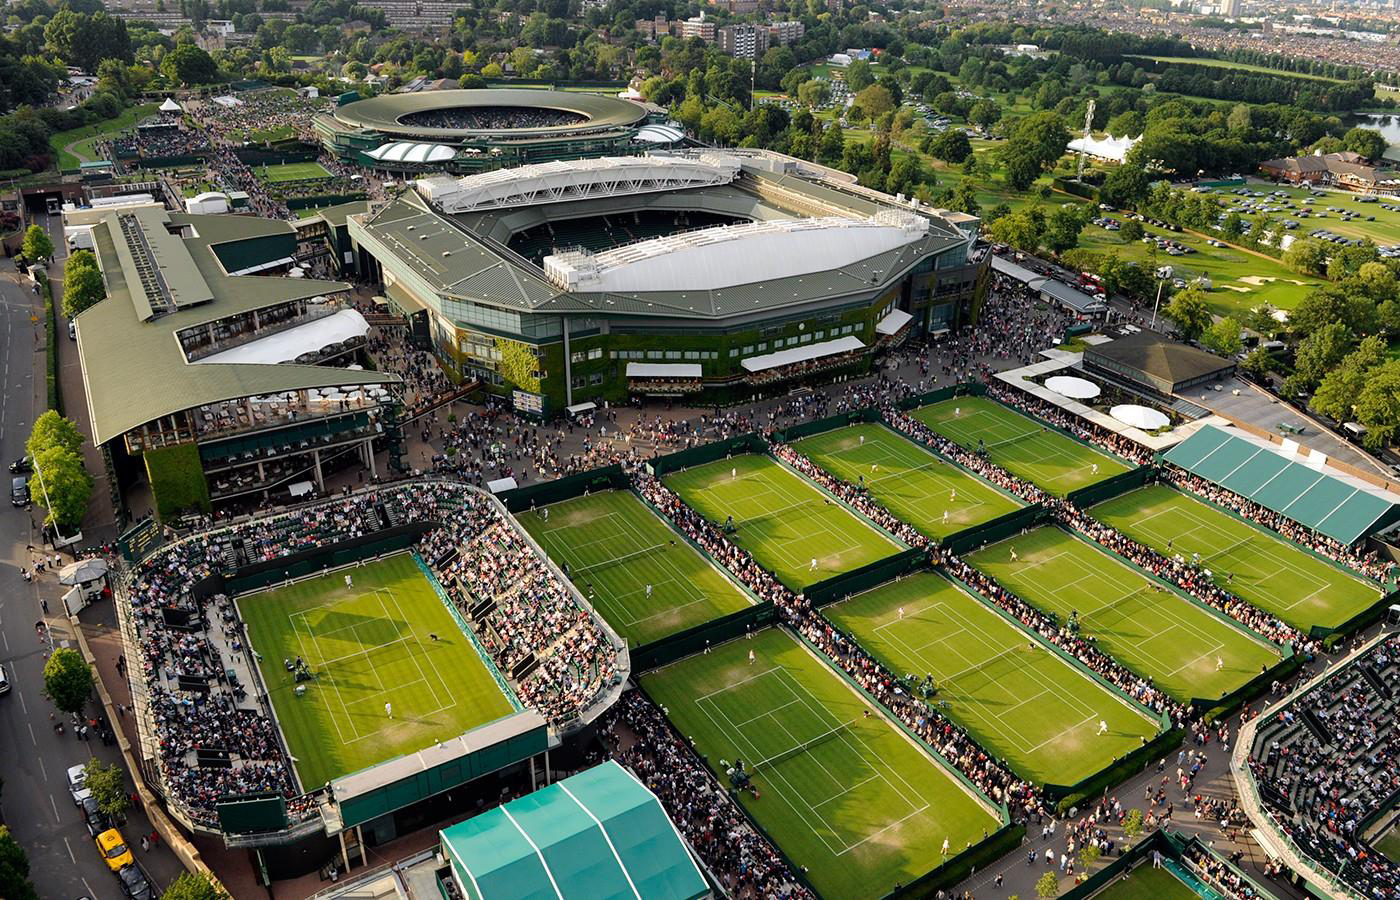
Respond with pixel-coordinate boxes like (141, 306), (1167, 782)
(0, 663), (9, 695)
(80, 794), (112, 838)
(7, 456), (30, 473)
(95, 828), (134, 873)
(117, 865), (153, 900)
(10, 475), (29, 507)
(68, 763), (92, 806)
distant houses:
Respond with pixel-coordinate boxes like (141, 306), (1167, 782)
(1258, 150), (1400, 192)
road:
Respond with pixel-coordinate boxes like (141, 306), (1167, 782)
(0, 213), (180, 899)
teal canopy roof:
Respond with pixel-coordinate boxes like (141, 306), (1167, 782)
(1163, 424), (1400, 545)
(440, 761), (708, 900)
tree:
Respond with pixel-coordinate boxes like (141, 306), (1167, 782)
(1238, 347), (1274, 381)
(1003, 112), (1068, 191)
(42, 647), (93, 716)
(1098, 164), (1150, 210)
(1164, 286), (1213, 341)
(1342, 126), (1387, 161)
(83, 759), (130, 820)
(967, 99), (1001, 129)
(949, 180), (980, 216)
(1122, 808), (1144, 841)
(1283, 238), (1328, 276)
(0, 826), (37, 900)
(987, 208), (1045, 252)
(44, 10), (131, 74)
(1352, 359), (1400, 449)
(845, 59), (874, 92)
(30, 443), (92, 530)
(161, 43), (217, 85)
(1079, 843), (1102, 870)
(1042, 204), (1088, 254)
(796, 79), (829, 109)
(853, 84), (894, 121)
(1200, 316), (1243, 357)
(929, 129), (972, 164)
(1036, 871), (1059, 899)
(1284, 321), (1354, 397)
(1312, 335), (1388, 422)
(27, 411), (84, 460)
(161, 872), (227, 900)
(21, 224), (52, 263)
(62, 263), (104, 318)
(1118, 219), (1144, 243)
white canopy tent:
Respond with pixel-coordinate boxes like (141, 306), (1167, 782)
(1045, 375), (1101, 400)
(1110, 404), (1170, 430)
(159, 97), (183, 113)
(194, 309), (370, 365)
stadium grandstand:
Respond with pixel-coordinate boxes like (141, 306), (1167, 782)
(1236, 632), (1400, 899)
(346, 149), (988, 415)
(315, 89), (655, 174)
(67, 203), (407, 518)
(115, 478), (626, 871)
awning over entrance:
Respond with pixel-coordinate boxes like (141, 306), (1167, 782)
(740, 336), (865, 373)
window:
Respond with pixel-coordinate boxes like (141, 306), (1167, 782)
(756, 342), (767, 352)
(743, 345), (754, 354)
(683, 351), (700, 360)
(729, 347), (740, 357)
(664, 350), (682, 360)
(589, 373), (604, 385)
(571, 376), (585, 389)
(646, 350), (663, 360)
(799, 332), (812, 343)
(588, 348), (602, 360)
(570, 351), (586, 364)
(814, 330), (825, 341)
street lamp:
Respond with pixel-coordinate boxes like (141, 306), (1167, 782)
(1151, 265), (1173, 330)
(30, 455), (77, 549)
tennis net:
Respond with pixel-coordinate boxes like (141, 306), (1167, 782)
(940, 644), (1027, 685)
(573, 543), (667, 576)
(1204, 533), (1254, 564)
(750, 720), (857, 773)
(982, 429), (1044, 452)
(1081, 586), (1155, 626)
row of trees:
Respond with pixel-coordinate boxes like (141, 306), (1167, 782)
(63, 249), (106, 318)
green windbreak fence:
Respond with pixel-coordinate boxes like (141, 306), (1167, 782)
(216, 793), (288, 835)
(896, 382), (986, 411)
(941, 505), (1047, 555)
(887, 823), (1025, 899)
(1066, 466), (1153, 507)
(497, 465), (628, 512)
(648, 433), (770, 477)
(1045, 725), (1180, 812)
(217, 526), (430, 596)
(806, 548), (929, 607)
(630, 602), (778, 671)
(1194, 651), (1300, 720)
(770, 407), (881, 443)
(1315, 587), (1400, 643)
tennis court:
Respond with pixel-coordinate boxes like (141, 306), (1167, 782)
(967, 527), (1283, 703)
(1374, 820), (1400, 863)
(1093, 861), (1202, 900)
(794, 423), (1024, 541)
(912, 396), (1130, 495)
(517, 490), (753, 647)
(240, 553), (517, 788)
(1092, 484), (1383, 631)
(258, 160), (333, 182)
(827, 573), (1160, 785)
(664, 454), (905, 590)
(641, 628), (1001, 898)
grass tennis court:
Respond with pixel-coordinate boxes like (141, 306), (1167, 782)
(794, 423), (1024, 541)
(912, 396), (1130, 495)
(517, 490), (753, 647)
(1092, 485), (1383, 631)
(968, 528), (1283, 703)
(1093, 861), (1202, 900)
(240, 554), (517, 788)
(258, 161), (332, 183)
(1374, 821), (1400, 863)
(827, 573), (1160, 784)
(641, 628), (1000, 898)
(664, 454), (905, 590)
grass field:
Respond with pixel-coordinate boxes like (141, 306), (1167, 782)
(641, 628), (1001, 898)
(664, 454), (904, 590)
(517, 490), (753, 647)
(912, 396), (1130, 496)
(1126, 55), (1344, 82)
(1093, 861), (1202, 900)
(240, 554), (517, 788)
(827, 573), (1160, 784)
(258, 161), (332, 183)
(967, 528), (1283, 703)
(793, 424), (1024, 541)
(1375, 821), (1400, 863)
(1092, 485), (1383, 631)
(49, 103), (159, 169)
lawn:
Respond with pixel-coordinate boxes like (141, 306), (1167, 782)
(1126, 55), (1344, 82)
(258, 161), (333, 183)
(1093, 861), (1202, 900)
(239, 553), (517, 788)
(664, 454), (905, 590)
(517, 490), (754, 647)
(49, 103), (158, 170)
(912, 396), (1130, 496)
(827, 573), (1160, 785)
(231, 123), (300, 144)
(793, 423), (1024, 542)
(1092, 484), (1385, 631)
(1375, 820), (1400, 863)
(1212, 182), (1400, 247)
(967, 527), (1283, 703)
(641, 627), (1001, 898)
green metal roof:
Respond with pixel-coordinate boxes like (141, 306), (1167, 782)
(1162, 424), (1400, 545)
(77, 208), (398, 445)
(441, 761), (708, 900)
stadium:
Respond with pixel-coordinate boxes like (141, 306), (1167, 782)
(346, 149), (987, 415)
(314, 89), (656, 174)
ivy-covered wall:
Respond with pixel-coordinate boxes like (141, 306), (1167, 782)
(145, 442), (212, 521)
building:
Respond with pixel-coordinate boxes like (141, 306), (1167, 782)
(635, 14), (671, 40)
(1083, 331), (1235, 396)
(316, 89), (652, 175)
(1219, 0), (1241, 15)
(355, 0), (456, 28)
(436, 762), (709, 899)
(718, 23), (770, 58)
(679, 14), (716, 40)
(1258, 150), (1400, 192)
(347, 151), (987, 415)
(707, 0), (758, 11)
(69, 205), (405, 518)
(768, 20), (805, 44)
